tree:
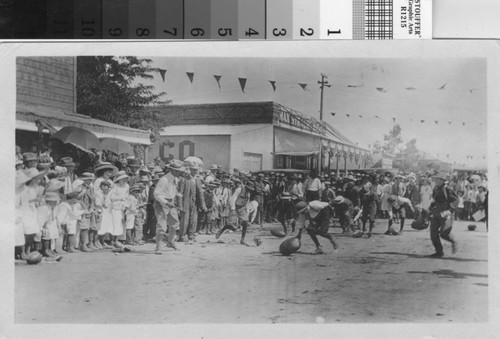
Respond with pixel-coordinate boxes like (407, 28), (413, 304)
(395, 138), (423, 171)
(76, 56), (171, 137)
(373, 124), (424, 171)
(372, 124), (403, 155)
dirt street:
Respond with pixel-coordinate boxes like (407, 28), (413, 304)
(15, 219), (488, 324)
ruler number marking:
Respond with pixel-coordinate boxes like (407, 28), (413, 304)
(218, 28), (233, 37)
(163, 28), (178, 37)
(300, 28), (314, 36)
(273, 28), (287, 37)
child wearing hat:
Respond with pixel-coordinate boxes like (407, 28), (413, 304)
(124, 184), (145, 245)
(95, 180), (114, 248)
(58, 190), (86, 253)
(20, 168), (46, 255)
(37, 192), (63, 258)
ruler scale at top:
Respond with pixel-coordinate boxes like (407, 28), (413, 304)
(0, 0), (432, 39)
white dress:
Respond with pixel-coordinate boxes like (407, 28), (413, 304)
(15, 187), (25, 246)
(110, 184), (129, 236)
(20, 186), (40, 235)
(37, 205), (60, 240)
(95, 190), (113, 235)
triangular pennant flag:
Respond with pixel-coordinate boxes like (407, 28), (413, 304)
(438, 83), (446, 90)
(406, 87), (416, 90)
(213, 75), (222, 90)
(299, 83), (307, 90)
(238, 78), (247, 93)
(376, 87), (386, 93)
(269, 80), (276, 92)
(392, 117), (396, 123)
(346, 114), (350, 118)
(186, 72), (194, 83)
(358, 115), (363, 118)
(375, 115), (379, 119)
(448, 121), (452, 125)
(462, 122), (466, 126)
(435, 120), (438, 124)
(420, 120), (425, 123)
(158, 69), (167, 82)
(330, 112), (336, 116)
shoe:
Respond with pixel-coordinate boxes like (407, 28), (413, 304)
(452, 241), (458, 254)
(384, 230), (391, 235)
(366, 232), (372, 238)
(215, 228), (224, 240)
(102, 243), (114, 249)
(94, 242), (103, 250)
(429, 252), (444, 258)
(315, 247), (325, 255)
(154, 248), (162, 255)
(80, 245), (93, 252)
(166, 241), (178, 250)
(88, 243), (97, 251)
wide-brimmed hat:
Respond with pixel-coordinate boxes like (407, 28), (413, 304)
(245, 181), (255, 191)
(308, 200), (329, 219)
(22, 152), (38, 162)
(127, 158), (140, 167)
(431, 173), (447, 181)
(139, 175), (150, 182)
(345, 175), (356, 181)
(45, 178), (65, 192)
(212, 179), (221, 186)
(408, 173), (417, 181)
(15, 171), (30, 187)
(44, 191), (60, 202)
(332, 196), (345, 204)
(24, 168), (46, 183)
(58, 157), (76, 168)
(113, 170), (129, 182)
(81, 172), (94, 181)
(210, 164), (219, 170)
(165, 159), (186, 172)
(72, 179), (85, 189)
(129, 184), (144, 193)
(151, 174), (160, 182)
(295, 201), (308, 214)
(139, 165), (150, 173)
(36, 161), (52, 170)
(94, 162), (118, 175)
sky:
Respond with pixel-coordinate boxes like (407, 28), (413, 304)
(140, 55), (487, 169)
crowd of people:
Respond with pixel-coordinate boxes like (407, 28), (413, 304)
(14, 147), (489, 260)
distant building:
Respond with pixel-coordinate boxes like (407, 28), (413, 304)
(148, 102), (371, 173)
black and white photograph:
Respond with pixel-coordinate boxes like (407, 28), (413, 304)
(1, 41), (499, 338)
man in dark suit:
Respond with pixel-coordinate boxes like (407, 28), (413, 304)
(179, 164), (206, 242)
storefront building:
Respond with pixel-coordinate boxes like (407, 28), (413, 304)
(149, 102), (372, 174)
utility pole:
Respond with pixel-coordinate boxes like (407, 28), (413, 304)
(318, 73), (331, 121)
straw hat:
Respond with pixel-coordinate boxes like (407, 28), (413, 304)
(332, 196), (345, 204)
(165, 159), (186, 172)
(22, 152), (38, 162)
(81, 172), (94, 181)
(24, 168), (46, 183)
(113, 170), (129, 183)
(94, 162), (118, 175)
(295, 201), (308, 214)
(44, 191), (60, 202)
(45, 178), (65, 192)
(58, 157), (76, 168)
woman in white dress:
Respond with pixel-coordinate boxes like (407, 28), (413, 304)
(109, 171), (129, 247)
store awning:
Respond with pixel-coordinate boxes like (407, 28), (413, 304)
(272, 151), (319, 157)
(16, 105), (151, 146)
